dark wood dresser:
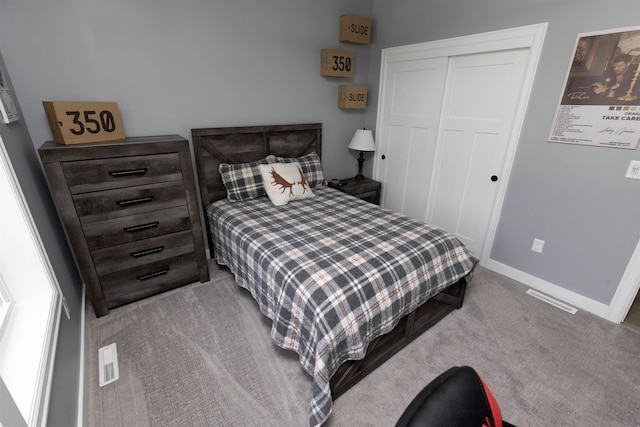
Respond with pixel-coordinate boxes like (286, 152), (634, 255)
(38, 135), (209, 317)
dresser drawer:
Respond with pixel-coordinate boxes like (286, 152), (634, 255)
(82, 205), (191, 250)
(354, 189), (380, 204)
(93, 230), (195, 276)
(74, 181), (187, 223)
(100, 253), (200, 309)
(62, 153), (182, 194)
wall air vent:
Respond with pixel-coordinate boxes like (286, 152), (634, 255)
(526, 289), (577, 314)
(98, 343), (120, 387)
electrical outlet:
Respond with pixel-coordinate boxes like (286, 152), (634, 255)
(531, 238), (545, 253)
(625, 160), (640, 179)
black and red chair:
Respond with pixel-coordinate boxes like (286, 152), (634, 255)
(395, 366), (516, 427)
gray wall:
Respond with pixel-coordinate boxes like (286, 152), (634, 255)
(367, 0), (640, 306)
(0, 0), (372, 180)
(0, 1), (372, 425)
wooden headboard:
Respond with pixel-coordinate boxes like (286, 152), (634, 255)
(191, 123), (322, 241)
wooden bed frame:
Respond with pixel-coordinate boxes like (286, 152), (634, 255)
(191, 123), (467, 400)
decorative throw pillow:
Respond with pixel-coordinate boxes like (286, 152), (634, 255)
(219, 155), (279, 201)
(275, 152), (326, 188)
(259, 161), (314, 206)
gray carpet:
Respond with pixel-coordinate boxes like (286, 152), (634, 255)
(86, 263), (640, 426)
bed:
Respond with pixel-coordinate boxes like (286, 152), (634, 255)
(191, 123), (477, 426)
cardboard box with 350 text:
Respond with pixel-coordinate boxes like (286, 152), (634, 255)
(43, 101), (125, 145)
(321, 49), (355, 78)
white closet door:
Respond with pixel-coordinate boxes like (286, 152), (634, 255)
(427, 47), (531, 256)
(375, 57), (448, 219)
(375, 24), (547, 263)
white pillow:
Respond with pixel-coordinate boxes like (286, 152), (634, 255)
(259, 161), (314, 206)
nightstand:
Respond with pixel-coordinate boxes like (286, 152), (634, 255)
(330, 177), (381, 205)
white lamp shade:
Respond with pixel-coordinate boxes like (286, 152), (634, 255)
(348, 129), (375, 152)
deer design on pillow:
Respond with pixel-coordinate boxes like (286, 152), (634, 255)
(297, 167), (309, 194)
(268, 166), (311, 198)
(269, 167), (295, 197)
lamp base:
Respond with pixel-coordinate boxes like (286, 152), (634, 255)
(355, 151), (366, 180)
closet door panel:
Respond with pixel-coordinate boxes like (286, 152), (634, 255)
(427, 48), (530, 256)
(375, 57), (448, 218)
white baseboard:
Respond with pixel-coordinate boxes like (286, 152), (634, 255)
(77, 284), (86, 427)
(484, 259), (610, 320)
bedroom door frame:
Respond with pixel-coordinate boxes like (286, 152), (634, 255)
(374, 23), (548, 265)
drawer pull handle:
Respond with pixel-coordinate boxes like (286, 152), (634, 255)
(131, 246), (165, 258)
(124, 222), (159, 233)
(110, 168), (149, 177)
(136, 269), (169, 281)
(117, 196), (153, 206)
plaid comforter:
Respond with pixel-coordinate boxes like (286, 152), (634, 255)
(207, 186), (477, 426)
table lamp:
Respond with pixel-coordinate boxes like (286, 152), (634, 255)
(348, 129), (375, 180)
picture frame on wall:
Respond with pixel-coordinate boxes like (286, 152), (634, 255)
(549, 25), (640, 149)
(0, 67), (19, 124)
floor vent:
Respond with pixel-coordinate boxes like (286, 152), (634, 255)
(526, 289), (577, 314)
(98, 343), (120, 387)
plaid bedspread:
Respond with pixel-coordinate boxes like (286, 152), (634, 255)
(207, 186), (477, 426)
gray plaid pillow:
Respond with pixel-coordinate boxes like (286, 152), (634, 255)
(276, 152), (326, 188)
(219, 155), (279, 201)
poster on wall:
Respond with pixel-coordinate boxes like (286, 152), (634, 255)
(549, 26), (640, 150)
(0, 67), (19, 124)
